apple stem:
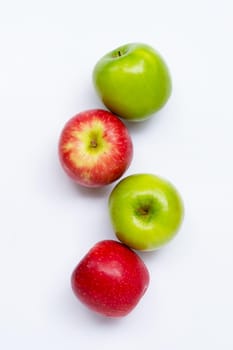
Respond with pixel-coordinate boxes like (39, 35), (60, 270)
(90, 139), (97, 148)
(118, 50), (122, 57)
(137, 206), (150, 216)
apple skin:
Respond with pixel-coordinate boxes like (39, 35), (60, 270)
(109, 174), (184, 251)
(58, 109), (133, 187)
(71, 240), (150, 317)
(92, 42), (172, 122)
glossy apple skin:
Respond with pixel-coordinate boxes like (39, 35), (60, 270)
(58, 109), (133, 187)
(109, 174), (184, 251)
(71, 240), (150, 317)
(93, 43), (172, 122)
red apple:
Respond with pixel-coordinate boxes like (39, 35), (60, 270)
(71, 240), (150, 317)
(58, 109), (133, 187)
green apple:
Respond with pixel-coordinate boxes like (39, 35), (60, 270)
(108, 174), (184, 251)
(92, 42), (172, 122)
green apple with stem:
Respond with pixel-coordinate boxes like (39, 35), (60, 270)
(108, 174), (184, 251)
(93, 42), (172, 122)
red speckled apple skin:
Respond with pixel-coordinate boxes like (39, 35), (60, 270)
(71, 240), (150, 317)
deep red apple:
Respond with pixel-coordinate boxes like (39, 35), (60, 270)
(58, 109), (133, 187)
(71, 240), (150, 317)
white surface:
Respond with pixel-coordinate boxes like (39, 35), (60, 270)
(0, 0), (233, 349)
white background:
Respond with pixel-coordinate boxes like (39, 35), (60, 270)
(0, 0), (233, 349)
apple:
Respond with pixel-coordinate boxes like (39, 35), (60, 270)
(71, 240), (150, 317)
(109, 174), (184, 251)
(58, 109), (133, 187)
(92, 42), (172, 122)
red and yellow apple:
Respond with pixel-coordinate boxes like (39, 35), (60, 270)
(71, 240), (150, 317)
(58, 109), (133, 187)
